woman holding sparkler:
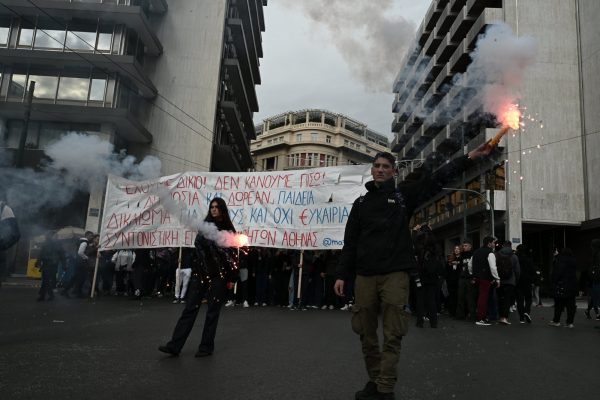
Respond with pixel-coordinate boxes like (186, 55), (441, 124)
(159, 197), (239, 357)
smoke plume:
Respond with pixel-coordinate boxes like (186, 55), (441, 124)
(412, 22), (537, 127)
(0, 131), (161, 220)
(283, 0), (416, 93)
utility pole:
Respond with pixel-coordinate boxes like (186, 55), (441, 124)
(15, 81), (36, 168)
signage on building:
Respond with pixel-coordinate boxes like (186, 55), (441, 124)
(99, 165), (371, 250)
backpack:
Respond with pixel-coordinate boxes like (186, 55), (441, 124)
(496, 251), (513, 280)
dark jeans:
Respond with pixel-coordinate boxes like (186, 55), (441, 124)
(255, 272), (269, 304)
(516, 283), (533, 320)
(166, 277), (226, 354)
(553, 296), (576, 324)
(497, 284), (515, 319)
(62, 263), (87, 297)
(416, 284), (438, 327)
(456, 278), (477, 320)
(39, 267), (57, 299)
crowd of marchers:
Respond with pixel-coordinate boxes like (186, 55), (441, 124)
(30, 228), (600, 329)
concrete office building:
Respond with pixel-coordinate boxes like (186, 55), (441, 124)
(251, 109), (389, 171)
(391, 0), (599, 266)
(0, 0), (265, 272)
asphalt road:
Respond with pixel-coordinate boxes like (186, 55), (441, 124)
(1, 283), (599, 400)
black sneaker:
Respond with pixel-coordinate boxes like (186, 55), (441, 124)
(194, 350), (212, 357)
(357, 389), (394, 400)
(355, 381), (377, 400)
(584, 310), (591, 319)
(524, 313), (532, 323)
(158, 345), (179, 357)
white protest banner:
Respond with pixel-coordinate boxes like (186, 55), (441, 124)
(99, 165), (371, 251)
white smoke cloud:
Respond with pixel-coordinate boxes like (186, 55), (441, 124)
(197, 221), (247, 248)
(0, 132), (162, 220)
(44, 132), (162, 191)
(283, 0), (416, 93)
(402, 22), (537, 129)
(457, 22), (537, 121)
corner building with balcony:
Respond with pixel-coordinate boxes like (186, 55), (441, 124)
(391, 0), (600, 270)
(0, 0), (265, 273)
(251, 109), (389, 171)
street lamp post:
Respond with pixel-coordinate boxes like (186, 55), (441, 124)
(443, 187), (495, 238)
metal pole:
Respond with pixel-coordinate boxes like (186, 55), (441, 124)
(297, 250), (304, 302)
(90, 252), (100, 299)
(16, 81), (36, 168)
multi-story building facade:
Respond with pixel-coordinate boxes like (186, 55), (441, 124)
(0, 0), (266, 272)
(251, 109), (389, 171)
(391, 0), (599, 268)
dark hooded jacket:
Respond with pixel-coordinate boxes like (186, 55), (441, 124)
(337, 155), (473, 279)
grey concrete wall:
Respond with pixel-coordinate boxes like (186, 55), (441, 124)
(137, 0), (227, 175)
(578, 0), (600, 220)
(504, 0), (584, 232)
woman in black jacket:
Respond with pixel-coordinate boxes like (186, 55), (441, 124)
(159, 197), (238, 357)
(549, 248), (578, 328)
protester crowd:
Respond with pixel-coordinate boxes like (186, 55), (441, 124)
(30, 230), (600, 330)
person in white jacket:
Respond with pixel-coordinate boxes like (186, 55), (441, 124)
(173, 248), (193, 304)
(112, 249), (136, 296)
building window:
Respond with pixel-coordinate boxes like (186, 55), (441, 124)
(326, 135), (332, 143)
(344, 140), (349, 146)
(17, 24), (35, 48)
(29, 75), (58, 100)
(296, 134), (302, 142)
(267, 139), (272, 144)
(311, 132), (318, 142)
(89, 78), (106, 101)
(265, 157), (276, 170)
(8, 74), (27, 99)
(58, 77), (90, 101)
(34, 27), (66, 50)
(0, 17), (10, 47)
(65, 24), (96, 52)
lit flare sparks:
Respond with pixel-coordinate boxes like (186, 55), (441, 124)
(488, 105), (521, 148)
(235, 234), (249, 248)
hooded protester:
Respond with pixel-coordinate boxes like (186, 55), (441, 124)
(515, 244), (535, 323)
(36, 232), (66, 301)
(159, 197), (238, 357)
(585, 239), (600, 320)
(0, 196), (20, 288)
(496, 241), (520, 325)
(413, 224), (444, 328)
(549, 248), (578, 328)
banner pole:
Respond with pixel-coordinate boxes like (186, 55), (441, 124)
(296, 250), (304, 302)
(174, 247), (182, 299)
(90, 252), (100, 299)
(91, 177), (111, 299)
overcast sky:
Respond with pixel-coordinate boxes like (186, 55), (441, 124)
(254, 0), (431, 140)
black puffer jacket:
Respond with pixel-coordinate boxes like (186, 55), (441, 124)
(337, 155), (473, 279)
(552, 254), (578, 298)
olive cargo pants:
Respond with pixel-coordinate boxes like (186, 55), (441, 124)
(351, 271), (410, 393)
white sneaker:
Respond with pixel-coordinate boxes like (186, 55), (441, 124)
(476, 320), (492, 326)
(243, 301), (249, 308)
(321, 305), (328, 310)
(225, 300), (235, 307)
(261, 303), (267, 307)
(565, 324), (574, 328)
(329, 305), (335, 310)
(548, 321), (561, 327)
(253, 302), (259, 306)
(172, 298), (179, 304)
(340, 305), (349, 311)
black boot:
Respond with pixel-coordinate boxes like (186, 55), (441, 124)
(355, 381), (377, 400)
